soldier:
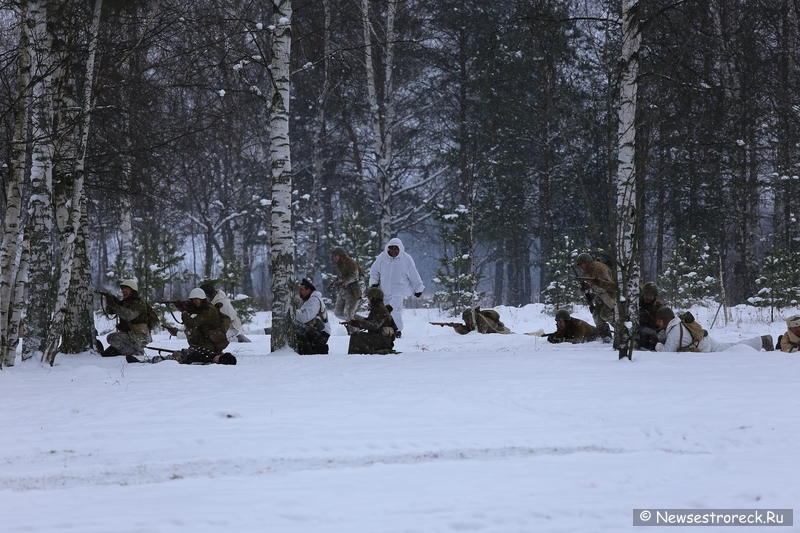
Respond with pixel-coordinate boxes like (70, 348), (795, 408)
(369, 238), (424, 339)
(183, 287), (229, 353)
(453, 308), (512, 335)
(295, 278), (331, 355)
(128, 349), (237, 365)
(637, 282), (664, 350)
(97, 279), (152, 357)
(345, 287), (398, 354)
(654, 307), (773, 353)
(778, 314), (800, 353)
(546, 309), (599, 344)
(328, 247), (364, 328)
(200, 282), (249, 342)
(575, 252), (616, 343)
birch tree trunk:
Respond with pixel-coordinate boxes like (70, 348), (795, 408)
(0, 0), (31, 368)
(22, 0), (56, 362)
(44, 0), (103, 364)
(614, 0), (641, 361)
(362, 0), (397, 245)
(269, 0), (296, 352)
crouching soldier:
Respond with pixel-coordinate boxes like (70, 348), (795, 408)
(777, 314), (800, 352)
(636, 282), (664, 350)
(295, 278), (331, 355)
(546, 309), (599, 344)
(453, 308), (512, 335)
(345, 287), (398, 354)
(98, 279), (152, 357)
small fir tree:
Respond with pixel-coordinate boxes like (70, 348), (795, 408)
(540, 237), (585, 314)
(430, 203), (483, 314)
(748, 246), (800, 318)
(659, 235), (719, 308)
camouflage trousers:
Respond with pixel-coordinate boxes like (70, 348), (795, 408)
(333, 288), (360, 321)
(591, 302), (614, 341)
(107, 330), (151, 356)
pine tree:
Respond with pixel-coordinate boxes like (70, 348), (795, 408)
(659, 236), (719, 308)
(540, 238), (584, 315)
(749, 246), (800, 318)
(430, 203), (482, 314)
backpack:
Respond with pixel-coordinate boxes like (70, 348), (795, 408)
(678, 312), (706, 351)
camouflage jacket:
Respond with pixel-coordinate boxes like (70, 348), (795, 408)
(107, 294), (149, 334)
(583, 261), (616, 309)
(454, 308), (512, 335)
(780, 330), (800, 353)
(182, 301), (224, 351)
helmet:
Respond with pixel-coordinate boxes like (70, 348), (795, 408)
(576, 253), (593, 265)
(120, 279), (138, 292)
(655, 307), (675, 320)
(366, 287), (384, 300)
(643, 282), (658, 296)
(189, 288), (207, 300)
(555, 309), (571, 322)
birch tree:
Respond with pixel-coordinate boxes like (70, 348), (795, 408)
(0, 1), (31, 368)
(614, 0), (641, 361)
(268, 0), (295, 352)
(21, 0), (56, 362)
(43, 0), (103, 364)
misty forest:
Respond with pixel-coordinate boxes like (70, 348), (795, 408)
(1, 0), (799, 364)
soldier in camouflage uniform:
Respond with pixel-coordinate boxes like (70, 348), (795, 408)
(328, 247), (364, 327)
(453, 308), (512, 335)
(546, 309), (599, 344)
(99, 279), (152, 357)
(576, 253), (616, 343)
(345, 287), (398, 354)
(182, 287), (229, 353)
(636, 282), (664, 350)
(778, 314), (800, 353)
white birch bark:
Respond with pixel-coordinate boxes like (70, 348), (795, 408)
(362, 0), (397, 245)
(269, 0), (295, 352)
(21, 0), (55, 362)
(4, 242), (30, 367)
(44, 0), (103, 364)
(614, 0), (641, 360)
(0, 1), (32, 368)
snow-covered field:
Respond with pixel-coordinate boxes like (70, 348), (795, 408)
(1, 303), (798, 532)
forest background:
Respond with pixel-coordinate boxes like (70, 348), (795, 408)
(1, 0), (799, 365)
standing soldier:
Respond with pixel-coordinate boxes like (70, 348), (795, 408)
(328, 247), (364, 330)
(546, 309), (599, 344)
(345, 287), (398, 354)
(637, 282), (664, 350)
(369, 237), (424, 339)
(575, 252), (616, 343)
(97, 279), (152, 357)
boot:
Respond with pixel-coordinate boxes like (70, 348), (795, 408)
(94, 339), (105, 353)
(126, 355), (142, 363)
(761, 335), (775, 352)
(102, 345), (122, 357)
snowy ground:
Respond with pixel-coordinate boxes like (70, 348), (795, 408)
(1, 303), (798, 532)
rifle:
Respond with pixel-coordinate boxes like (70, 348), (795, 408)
(430, 322), (464, 328)
(159, 300), (192, 312)
(571, 266), (595, 313)
(146, 345), (179, 355)
(94, 289), (118, 302)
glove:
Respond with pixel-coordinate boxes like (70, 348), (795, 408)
(547, 335), (563, 344)
(414, 292), (422, 298)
